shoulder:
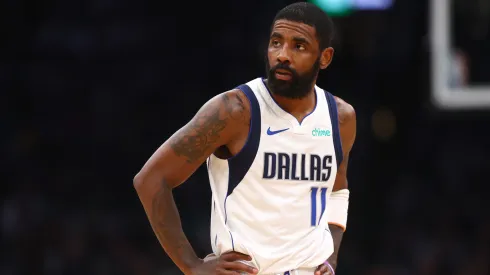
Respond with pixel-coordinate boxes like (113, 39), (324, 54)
(333, 96), (356, 125)
(219, 89), (251, 126)
(201, 88), (250, 119)
(333, 96), (356, 149)
(176, 89), (251, 151)
(198, 89), (251, 141)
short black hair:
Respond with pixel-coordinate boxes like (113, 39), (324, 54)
(271, 2), (334, 49)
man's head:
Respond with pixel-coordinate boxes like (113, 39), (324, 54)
(265, 2), (335, 99)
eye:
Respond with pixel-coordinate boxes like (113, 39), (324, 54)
(271, 40), (281, 47)
(296, 44), (306, 51)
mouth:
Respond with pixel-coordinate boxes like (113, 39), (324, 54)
(274, 69), (293, 81)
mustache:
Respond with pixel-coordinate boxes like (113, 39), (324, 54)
(270, 63), (298, 77)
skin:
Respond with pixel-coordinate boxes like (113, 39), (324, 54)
(133, 19), (356, 275)
(266, 20), (334, 118)
(316, 96), (356, 275)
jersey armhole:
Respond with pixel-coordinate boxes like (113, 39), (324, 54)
(325, 91), (343, 167)
(226, 84), (262, 197)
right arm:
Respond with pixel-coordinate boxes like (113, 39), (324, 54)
(133, 90), (250, 274)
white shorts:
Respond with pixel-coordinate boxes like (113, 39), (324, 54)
(204, 254), (317, 275)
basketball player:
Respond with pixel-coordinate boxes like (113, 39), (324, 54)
(134, 3), (356, 275)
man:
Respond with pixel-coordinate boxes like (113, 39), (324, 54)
(134, 2), (356, 275)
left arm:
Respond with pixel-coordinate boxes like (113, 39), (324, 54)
(316, 97), (357, 275)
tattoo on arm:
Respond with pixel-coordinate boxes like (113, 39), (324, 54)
(135, 93), (249, 271)
(225, 93), (249, 126)
(170, 92), (249, 163)
(151, 181), (197, 270)
(170, 95), (229, 163)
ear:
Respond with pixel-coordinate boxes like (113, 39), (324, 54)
(320, 47), (334, 69)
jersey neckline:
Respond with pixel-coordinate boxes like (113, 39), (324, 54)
(259, 78), (319, 127)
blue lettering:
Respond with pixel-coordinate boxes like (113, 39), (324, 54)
(322, 155), (332, 181)
(310, 154), (322, 181)
(278, 153), (290, 180)
(263, 152), (276, 179)
(300, 154), (309, 180)
(291, 154), (300, 180)
(263, 152), (333, 181)
(310, 187), (318, 226)
(311, 187), (328, 226)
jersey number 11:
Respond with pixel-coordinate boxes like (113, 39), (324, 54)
(310, 187), (328, 226)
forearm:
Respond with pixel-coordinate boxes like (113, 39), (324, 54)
(134, 177), (201, 274)
(327, 224), (344, 270)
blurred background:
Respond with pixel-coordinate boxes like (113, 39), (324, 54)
(2, 0), (490, 274)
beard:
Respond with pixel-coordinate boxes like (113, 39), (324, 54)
(265, 57), (320, 99)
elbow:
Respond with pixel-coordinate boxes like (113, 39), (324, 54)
(133, 165), (177, 191)
(133, 172), (146, 191)
(133, 171), (171, 191)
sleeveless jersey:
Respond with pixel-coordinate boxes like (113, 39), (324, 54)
(206, 78), (343, 274)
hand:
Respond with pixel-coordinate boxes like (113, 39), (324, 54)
(191, 251), (259, 275)
(314, 261), (335, 275)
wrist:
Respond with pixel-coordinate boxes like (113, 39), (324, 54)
(327, 255), (337, 270)
(324, 261), (335, 275)
(183, 257), (204, 275)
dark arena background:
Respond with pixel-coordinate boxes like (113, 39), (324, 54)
(2, 0), (490, 274)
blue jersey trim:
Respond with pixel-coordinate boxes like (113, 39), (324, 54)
(227, 84), (261, 197)
(223, 84), (261, 251)
(325, 91), (343, 167)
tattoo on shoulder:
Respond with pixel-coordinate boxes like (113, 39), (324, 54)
(170, 93), (240, 163)
(223, 92), (250, 126)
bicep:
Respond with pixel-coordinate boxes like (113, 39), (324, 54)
(332, 105), (356, 191)
(137, 94), (235, 188)
(333, 153), (349, 191)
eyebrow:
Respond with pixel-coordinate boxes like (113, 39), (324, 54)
(292, 36), (309, 44)
(270, 32), (283, 39)
(270, 32), (310, 44)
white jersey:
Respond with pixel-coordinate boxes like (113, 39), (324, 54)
(206, 78), (343, 274)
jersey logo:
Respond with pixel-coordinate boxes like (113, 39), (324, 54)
(312, 127), (331, 137)
(267, 127), (289, 135)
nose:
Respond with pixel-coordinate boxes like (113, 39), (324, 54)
(276, 44), (291, 64)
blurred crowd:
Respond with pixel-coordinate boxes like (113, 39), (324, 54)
(2, 0), (489, 274)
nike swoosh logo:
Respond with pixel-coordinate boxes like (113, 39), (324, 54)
(267, 127), (289, 135)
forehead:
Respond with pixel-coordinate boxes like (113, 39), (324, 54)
(271, 19), (317, 43)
